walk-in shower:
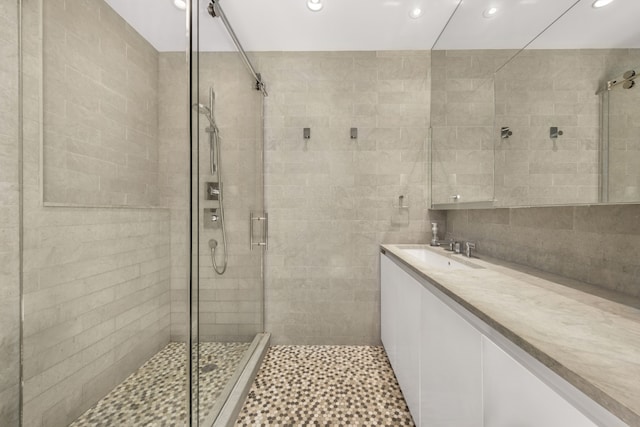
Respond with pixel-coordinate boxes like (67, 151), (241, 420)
(11, 0), (269, 425)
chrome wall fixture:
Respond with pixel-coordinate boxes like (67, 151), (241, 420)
(550, 127), (564, 139)
(500, 126), (513, 139)
(622, 70), (636, 89)
(596, 69), (637, 94)
(204, 208), (221, 229)
(250, 212), (268, 250)
(208, 0), (268, 96)
(195, 87), (229, 275)
(205, 182), (220, 200)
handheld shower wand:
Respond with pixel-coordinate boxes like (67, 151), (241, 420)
(195, 87), (228, 275)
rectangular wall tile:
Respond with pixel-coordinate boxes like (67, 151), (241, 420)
(446, 205), (640, 297)
(0, 0), (21, 424)
(41, 0), (160, 207)
(21, 1), (172, 426)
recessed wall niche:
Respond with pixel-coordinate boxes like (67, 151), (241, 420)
(42, 0), (160, 207)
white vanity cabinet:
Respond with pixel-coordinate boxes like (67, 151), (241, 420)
(380, 255), (398, 367)
(380, 254), (422, 423)
(421, 285), (483, 427)
(380, 252), (625, 427)
(482, 337), (597, 427)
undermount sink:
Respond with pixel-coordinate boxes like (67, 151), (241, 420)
(400, 247), (479, 270)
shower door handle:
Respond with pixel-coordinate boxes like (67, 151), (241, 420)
(250, 211), (268, 251)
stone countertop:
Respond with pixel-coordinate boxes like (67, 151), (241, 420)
(381, 244), (640, 427)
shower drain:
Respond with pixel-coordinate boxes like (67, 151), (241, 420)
(201, 363), (218, 373)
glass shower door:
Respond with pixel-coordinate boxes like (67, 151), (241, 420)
(602, 67), (640, 203)
(190, 6), (266, 422)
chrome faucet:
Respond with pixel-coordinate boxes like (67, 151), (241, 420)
(431, 223), (454, 250)
(464, 241), (476, 258)
(433, 239), (456, 251)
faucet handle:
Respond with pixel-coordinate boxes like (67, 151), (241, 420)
(465, 241), (476, 258)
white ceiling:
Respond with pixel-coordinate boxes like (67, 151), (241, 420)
(104, 0), (640, 52)
(530, 0), (640, 49)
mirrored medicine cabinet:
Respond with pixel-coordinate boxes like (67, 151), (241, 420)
(430, 0), (640, 209)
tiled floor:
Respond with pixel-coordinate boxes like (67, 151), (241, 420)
(235, 345), (415, 426)
(70, 341), (250, 427)
(70, 343), (414, 426)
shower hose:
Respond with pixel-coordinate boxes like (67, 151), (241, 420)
(210, 127), (228, 275)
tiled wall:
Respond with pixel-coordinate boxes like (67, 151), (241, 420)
(162, 50), (439, 346)
(259, 51), (433, 345)
(494, 49), (640, 206)
(606, 52), (640, 202)
(430, 49), (514, 205)
(434, 47), (640, 299)
(42, 0), (160, 207)
(446, 205), (640, 297)
(158, 53), (190, 341)
(432, 48), (640, 207)
(0, 0), (21, 424)
(196, 53), (264, 342)
(160, 52), (264, 343)
(21, 1), (172, 426)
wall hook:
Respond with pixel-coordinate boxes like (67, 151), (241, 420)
(350, 128), (358, 139)
(500, 127), (513, 139)
(550, 127), (563, 139)
(303, 128), (310, 139)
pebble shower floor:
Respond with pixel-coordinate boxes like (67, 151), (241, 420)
(235, 345), (415, 426)
(69, 344), (414, 426)
(70, 342), (250, 426)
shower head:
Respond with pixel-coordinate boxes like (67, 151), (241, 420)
(192, 103), (216, 127)
(194, 103), (210, 115)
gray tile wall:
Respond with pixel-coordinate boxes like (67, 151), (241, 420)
(161, 52), (264, 343)
(158, 53), (190, 342)
(446, 205), (640, 297)
(606, 51), (640, 202)
(431, 50), (514, 204)
(195, 53), (264, 343)
(21, 1), (172, 426)
(432, 48), (640, 207)
(259, 51), (433, 345)
(161, 50), (440, 346)
(42, 0), (160, 207)
(494, 49), (640, 206)
(0, 0), (21, 425)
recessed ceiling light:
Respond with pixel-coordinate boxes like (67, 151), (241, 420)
(409, 8), (423, 19)
(307, 0), (323, 12)
(592, 0), (613, 8)
(483, 7), (498, 18)
(173, 0), (186, 10)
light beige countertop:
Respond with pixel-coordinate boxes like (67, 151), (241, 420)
(381, 244), (640, 427)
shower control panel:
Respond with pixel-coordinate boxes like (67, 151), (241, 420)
(204, 208), (221, 229)
(205, 182), (221, 201)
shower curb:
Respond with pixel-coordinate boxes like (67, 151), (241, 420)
(213, 333), (270, 427)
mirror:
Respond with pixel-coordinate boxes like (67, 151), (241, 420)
(431, 0), (640, 208)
